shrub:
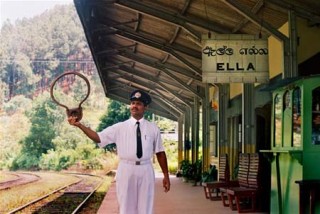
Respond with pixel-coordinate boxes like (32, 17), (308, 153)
(79, 158), (103, 170)
(39, 149), (77, 170)
(168, 163), (178, 174)
(11, 154), (40, 170)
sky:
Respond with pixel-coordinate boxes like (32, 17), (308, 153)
(0, 0), (73, 28)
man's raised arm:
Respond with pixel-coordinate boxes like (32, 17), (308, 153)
(68, 116), (101, 143)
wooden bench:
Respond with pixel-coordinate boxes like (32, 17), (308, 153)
(202, 154), (238, 200)
(226, 153), (261, 213)
(220, 153), (250, 207)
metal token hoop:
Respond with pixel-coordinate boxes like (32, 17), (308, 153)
(50, 71), (90, 122)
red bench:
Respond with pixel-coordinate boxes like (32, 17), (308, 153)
(222, 153), (261, 213)
(202, 154), (238, 200)
(220, 153), (250, 207)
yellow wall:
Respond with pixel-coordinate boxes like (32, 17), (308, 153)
(229, 18), (320, 98)
(229, 23), (289, 97)
(297, 18), (320, 63)
(230, 83), (242, 98)
(265, 18), (320, 79)
(268, 23), (289, 79)
(268, 25), (286, 79)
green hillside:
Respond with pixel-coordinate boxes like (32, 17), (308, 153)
(0, 4), (178, 173)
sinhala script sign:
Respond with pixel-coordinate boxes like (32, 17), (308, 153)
(202, 34), (269, 83)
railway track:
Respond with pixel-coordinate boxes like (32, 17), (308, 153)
(0, 172), (40, 190)
(5, 173), (104, 214)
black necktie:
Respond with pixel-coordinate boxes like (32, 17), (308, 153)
(136, 121), (142, 158)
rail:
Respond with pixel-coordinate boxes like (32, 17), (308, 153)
(5, 173), (104, 214)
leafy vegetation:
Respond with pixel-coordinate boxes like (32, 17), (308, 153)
(202, 165), (217, 183)
(0, 4), (90, 101)
(0, 4), (178, 173)
(12, 95), (58, 169)
(0, 4), (113, 172)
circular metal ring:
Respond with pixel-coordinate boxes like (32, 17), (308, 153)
(50, 71), (91, 122)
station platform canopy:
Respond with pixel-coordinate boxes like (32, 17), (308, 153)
(73, 0), (320, 121)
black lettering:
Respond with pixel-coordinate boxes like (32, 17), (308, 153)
(247, 63), (255, 71)
(217, 63), (224, 71)
(226, 63), (234, 71)
(236, 63), (244, 71)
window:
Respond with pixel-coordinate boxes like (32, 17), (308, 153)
(292, 88), (301, 147)
(274, 94), (282, 147)
(284, 91), (291, 110)
(312, 87), (320, 145)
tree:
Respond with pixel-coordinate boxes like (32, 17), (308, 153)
(96, 100), (155, 151)
(96, 100), (130, 151)
(97, 100), (130, 131)
(155, 117), (176, 132)
(97, 99), (154, 130)
(12, 93), (63, 169)
(0, 4), (111, 171)
(0, 4), (88, 99)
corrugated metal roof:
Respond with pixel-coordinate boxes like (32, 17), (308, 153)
(74, 0), (320, 120)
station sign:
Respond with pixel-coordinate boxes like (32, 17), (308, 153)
(202, 34), (269, 83)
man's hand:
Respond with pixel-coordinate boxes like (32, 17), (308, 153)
(163, 175), (170, 192)
(68, 116), (101, 143)
(156, 152), (170, 192)
(68, 116), (81, 127)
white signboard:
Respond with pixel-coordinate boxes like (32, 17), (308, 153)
(202, 34), (269, 83)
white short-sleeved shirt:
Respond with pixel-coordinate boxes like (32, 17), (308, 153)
(97, 117), (164, 161)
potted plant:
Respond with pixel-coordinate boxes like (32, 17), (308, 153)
(202, 164), (218, 183)
(192, 159), (203, 186)
(179, 160), (192, 182)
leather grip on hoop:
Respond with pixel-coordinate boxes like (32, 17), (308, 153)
(66, 107), (83, 122)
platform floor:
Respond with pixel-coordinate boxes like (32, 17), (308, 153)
(97, 174), (265, 214)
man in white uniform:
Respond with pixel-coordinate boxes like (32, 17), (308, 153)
(68, 89), (170, 214)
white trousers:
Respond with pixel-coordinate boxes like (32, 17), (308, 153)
(116, 161), (155, 214)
